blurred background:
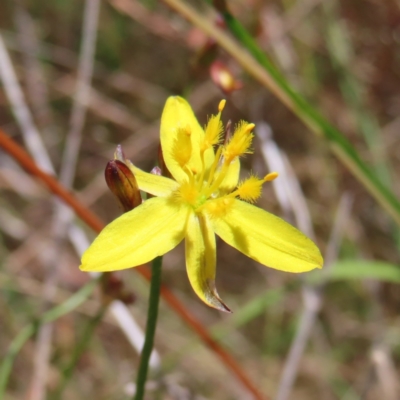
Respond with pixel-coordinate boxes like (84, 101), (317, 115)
(1, 0), (400, 399)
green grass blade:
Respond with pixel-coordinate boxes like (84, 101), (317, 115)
(203, 2), (400, 226)
(308, 260), (400, 284)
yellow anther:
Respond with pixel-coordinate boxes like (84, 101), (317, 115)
(246, 123), (255, 132)
(264, 172), (279, 182)
(203, 103), (224, 151)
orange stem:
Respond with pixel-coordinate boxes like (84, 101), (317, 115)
(0, 132), (105, 233)
(0, 128), (265, 400)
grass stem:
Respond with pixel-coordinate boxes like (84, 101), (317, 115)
(133, 256), (163, 400)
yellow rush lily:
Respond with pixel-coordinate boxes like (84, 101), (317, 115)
(80, 96), (323, 312)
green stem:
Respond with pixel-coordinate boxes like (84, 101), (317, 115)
(165, 0), (400, 226)
(133, 256), (163, 400)
(217, 8), (400, 223)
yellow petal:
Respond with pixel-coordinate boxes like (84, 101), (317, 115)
(161, 96), (212, 182)
(211, 199), (323, 272)
(80, 197), (188, 272)
(185, 212), (231, 312)
(128, 163), (178, 197)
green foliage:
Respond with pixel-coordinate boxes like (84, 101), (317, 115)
(308, 260), (400, 284)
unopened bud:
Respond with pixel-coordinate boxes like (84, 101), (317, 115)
(150, 166), (162, 176)
(210, 61), (243, 94)
(215, 13), (227, 29)
(114, 144), (126, 162)
(105, 159), (142, 212)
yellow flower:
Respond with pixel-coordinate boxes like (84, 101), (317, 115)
(80, 96), (323, 312)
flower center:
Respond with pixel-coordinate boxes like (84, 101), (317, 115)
(173, 100), (278, 213)
(177, 176), (220, 212)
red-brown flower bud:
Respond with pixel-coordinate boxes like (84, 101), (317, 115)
(210, 61), (243, 94)
(105, 159), (142, 212)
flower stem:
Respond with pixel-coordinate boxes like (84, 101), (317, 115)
(134, 256), (163, 400)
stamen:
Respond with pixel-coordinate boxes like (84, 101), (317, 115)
(205, 146), (223, 190)
(246, 123), (255, 132)
(198, 99), (227, 189)
(204, 158), (230, 198)
(228, 172), (279, 203)
(197, 152), (206, 190)
(223, 121), (255, 163)
(264, 172), (279, 182)
(203, 102), (225, 151)
(238, 176), (263, 203)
